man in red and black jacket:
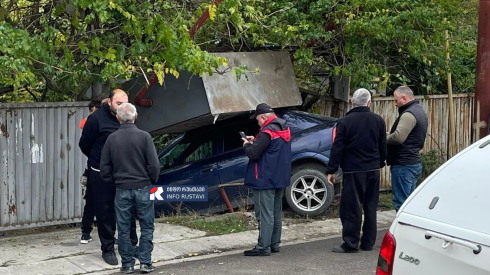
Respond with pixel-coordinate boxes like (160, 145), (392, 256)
(242, 103), (292, 256)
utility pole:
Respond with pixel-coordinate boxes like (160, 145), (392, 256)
(474, 0), (490, 140)
(445, 30), (456, 157)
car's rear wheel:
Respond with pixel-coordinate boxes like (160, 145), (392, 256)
(285, 165), (334, 217)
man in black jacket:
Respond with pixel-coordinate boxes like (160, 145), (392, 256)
(100, 103), (160, 274)
(326, 88), (387, 253)
(79, 89), (137, 265)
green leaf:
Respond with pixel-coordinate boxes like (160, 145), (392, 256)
(78, 42), (88, 54)
(0, 7), (8, 22)
(72, 13), (80, 28)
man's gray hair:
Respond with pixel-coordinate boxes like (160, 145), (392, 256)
(117, 103), (137, 123)
(352, 88), (372, 107)
(394, 86), (415, 99)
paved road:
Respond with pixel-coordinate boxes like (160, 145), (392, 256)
(151, 230), (386, 275)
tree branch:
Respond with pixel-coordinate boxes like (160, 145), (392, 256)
(0, 86), (14, 94)
(39, 71), (72, 95)
(24, 86), (39, 102)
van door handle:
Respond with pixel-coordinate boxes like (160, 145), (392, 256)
(200, 165), (214, 173)
(425, 231), (482, 254)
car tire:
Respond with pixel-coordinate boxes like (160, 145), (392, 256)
(285, 165), (334, 217)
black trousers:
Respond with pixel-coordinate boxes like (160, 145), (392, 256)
(339, 170), (380, 251)
(89, 169), (138, 252)
(81, 169), (95, 236)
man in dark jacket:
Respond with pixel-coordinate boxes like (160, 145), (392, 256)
(79, 89), (137, 265)
(242, 103), (292, 256)
(387, 86), (428, 211)
(326, 88), (387, 253)
(100, 103), (160, 274)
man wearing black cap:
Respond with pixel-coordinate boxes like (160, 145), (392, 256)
(241, 103), (292, 256)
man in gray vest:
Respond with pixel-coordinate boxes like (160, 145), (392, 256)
(387, 86), (428, 211)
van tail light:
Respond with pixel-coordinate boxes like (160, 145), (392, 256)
(332, 126), (337, 143)
(376, 231), (396, 275)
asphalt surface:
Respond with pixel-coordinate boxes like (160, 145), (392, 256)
(149, 230), (386, 275)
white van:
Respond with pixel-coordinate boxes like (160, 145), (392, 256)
(376, 137), (490, 275)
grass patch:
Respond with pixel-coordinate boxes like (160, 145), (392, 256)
(378, 191), (394, 211)
(159, 213), (255, 236)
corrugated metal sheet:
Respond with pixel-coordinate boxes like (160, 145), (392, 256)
(321, 94), (475, 190)
(202, 52), (303, 114)
(0, 102), (89, 231)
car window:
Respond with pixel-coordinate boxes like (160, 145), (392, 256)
(222, 121), (260, 153)
(160, 135), (215, 169)
(185, 140), (213, 163)
(282, 111), (337, 133)
(159, 142), (191, 169)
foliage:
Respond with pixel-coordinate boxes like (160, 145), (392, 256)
(0, 0), (228, 102)
(152, 133), (179, 153)
(0, 0), (478, 103)
(418, 149), (446, 185)
(198, 0), (478, 95)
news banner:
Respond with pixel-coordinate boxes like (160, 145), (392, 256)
(149, 186), (208, 201)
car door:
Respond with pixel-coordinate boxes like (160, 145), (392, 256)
(157, 131), (221, 213)
(390, 138), (490, 275)
(216, 120), (260, 209)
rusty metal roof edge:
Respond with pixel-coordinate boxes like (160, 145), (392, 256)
(0, 101), (90, 109)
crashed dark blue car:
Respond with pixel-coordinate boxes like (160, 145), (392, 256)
(155, 109), (340, 217)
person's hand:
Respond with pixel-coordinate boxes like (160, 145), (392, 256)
(246, 136), (255, 142)
(386, 131), (390, 135)
(242, 138), (252, 146)
(327, 174), (335, 185)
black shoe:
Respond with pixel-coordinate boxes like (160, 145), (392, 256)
(243, 247), (271, 256)
(120, 266), (135, 274)
(80, 235), (92, 244)
(140, 264), (155, 273)
(271, 247), (280, 253)
(102, 251), (119, 265)
(332, 246), (359, 253)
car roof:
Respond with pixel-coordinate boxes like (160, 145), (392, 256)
(184, 108), (337, 137)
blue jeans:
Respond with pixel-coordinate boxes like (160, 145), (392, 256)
(115, 186), (155, 267)
(391, 163), (423, 211)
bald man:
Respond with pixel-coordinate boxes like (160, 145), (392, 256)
(387, 86), (428, 212)
(79, 89), (130, 265)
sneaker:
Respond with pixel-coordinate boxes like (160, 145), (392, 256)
(243, 247), (271, 256)
(140, 264), (155, 273)
(80, 235), (92, 244)
(102, 251), (118, 266)
(271, 247), (280, 253)
(120, 266), (135, 274)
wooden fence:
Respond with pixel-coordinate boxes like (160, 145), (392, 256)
(320, 94), (475, 189)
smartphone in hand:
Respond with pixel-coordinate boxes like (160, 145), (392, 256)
(239, 131), (248, 139)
